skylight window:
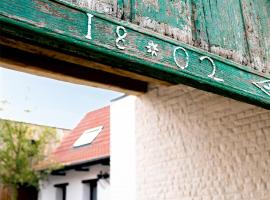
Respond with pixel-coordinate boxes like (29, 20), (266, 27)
(73, 126), (103, 148)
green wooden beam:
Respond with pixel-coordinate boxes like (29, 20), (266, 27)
(0, 0), (269, 109)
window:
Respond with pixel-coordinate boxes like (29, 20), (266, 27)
(82, 179), (98, 200)
(54, 183), (68, 200)
(73, 126), (103, 148)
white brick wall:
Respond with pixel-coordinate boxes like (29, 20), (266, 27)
(135, 84), (270, 200)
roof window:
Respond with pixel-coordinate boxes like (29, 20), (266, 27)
(73, 126), (103, 148)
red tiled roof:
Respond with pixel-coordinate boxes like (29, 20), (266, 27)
(49, 106), (110, 166)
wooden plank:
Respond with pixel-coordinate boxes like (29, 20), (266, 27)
(192, 0), (249, 60)
(133, 0), (192, 43)
(130, 0), (270, 75)
(0, 36), (170, 88)
(240, 0), (270, 74)
(0, 0), (269, 108)
(0, 45), (148, 95)
(60, 0), (116, 16)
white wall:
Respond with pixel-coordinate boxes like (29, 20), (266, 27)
(39, 164), (110, 200)
(110, 96), (136, 200)
(98, 179), (110, 200)
(135, 84), (270, 200)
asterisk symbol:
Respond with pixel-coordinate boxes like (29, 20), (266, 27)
(146, 41), (159, 56)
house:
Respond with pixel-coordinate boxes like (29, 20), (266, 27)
(2, 1), (270, 200)
(38, 106), (110, 200)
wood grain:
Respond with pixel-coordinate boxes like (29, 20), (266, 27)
(123, 0), (270, 75)
(0, 0), (269, 109)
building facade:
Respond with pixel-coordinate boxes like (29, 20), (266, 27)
(39, 107), (110, 200)
(1, 1), (270, 200)
(111, 86), (270, 200)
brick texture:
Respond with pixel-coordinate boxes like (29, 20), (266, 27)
(135, 84), (270, 200)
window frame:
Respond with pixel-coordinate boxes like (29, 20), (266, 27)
(82, 179), (98, 200)
(54, 183), (69, 200)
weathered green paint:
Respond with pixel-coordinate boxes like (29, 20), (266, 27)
(239, 0), (270, 72)
(135, 0), (189, 29)
(193, 0), (247, 50)
(0, 0), (270, 108)
(117, 0), (134, 20)
(58, 0), (270, 74)
(130, 0), (270, 75)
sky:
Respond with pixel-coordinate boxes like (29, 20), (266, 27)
(0, 67), (122, 129)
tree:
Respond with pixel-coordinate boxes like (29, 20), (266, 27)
(0, 120), (58, 200)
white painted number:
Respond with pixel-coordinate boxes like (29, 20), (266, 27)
(86, 13), (93, 40)
(174, 47), (189, 70)
(253, 80), (270, 96)
(199, 56), (224, 82)
(264, 83), (270, 90)
(116, 26), (127, 50)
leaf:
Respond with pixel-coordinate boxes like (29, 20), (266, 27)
(0, 120), (58, 189)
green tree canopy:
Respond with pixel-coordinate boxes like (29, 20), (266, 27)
(0, 120), (58, 199)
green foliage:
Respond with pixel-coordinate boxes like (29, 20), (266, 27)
(0, 120), (57, 190)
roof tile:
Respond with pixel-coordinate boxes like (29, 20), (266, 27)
(49, 106), (110, 166)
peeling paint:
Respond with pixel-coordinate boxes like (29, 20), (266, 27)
(35, 0), (69, 19)
(1, 0), (269, 107)
(60, 0), (115, 15)
(135, 16), (192, 45)
(20, 0), (270, 75)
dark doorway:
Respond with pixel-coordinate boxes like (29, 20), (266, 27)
(18, 185), (38, 200)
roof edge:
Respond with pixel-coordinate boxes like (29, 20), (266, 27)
(51, 156), (110, 173)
